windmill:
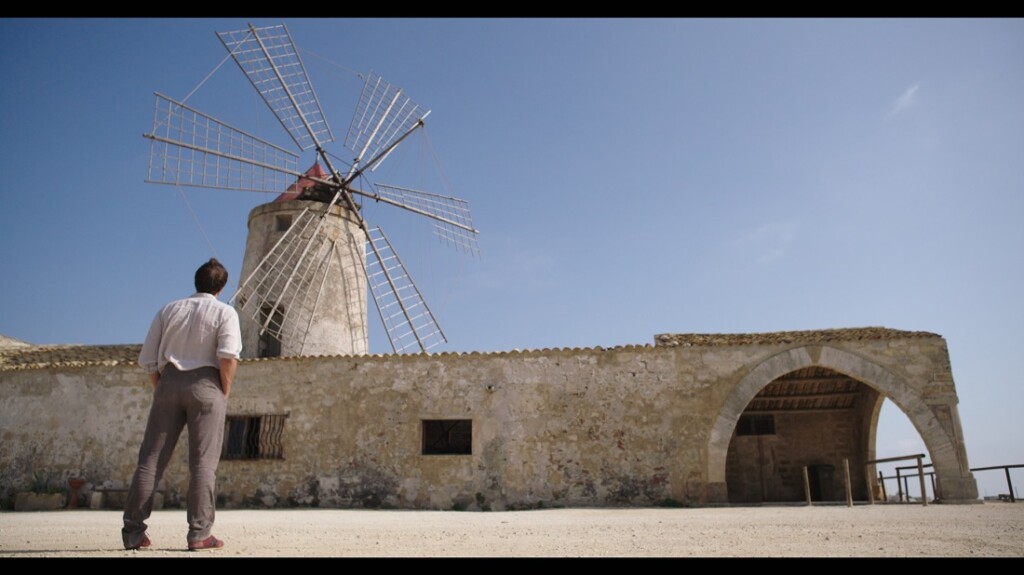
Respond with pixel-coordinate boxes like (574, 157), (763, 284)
(143, 23), (479, 356)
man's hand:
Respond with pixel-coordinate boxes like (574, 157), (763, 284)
(219, 358), (238, 398)
(149, 372), (160, 389)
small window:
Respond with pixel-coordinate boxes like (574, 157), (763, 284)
(275, 214), (292, 232)
(736, 414), (775, 436)
(222, 414), (288, 460)
(422, 419), (472, 455)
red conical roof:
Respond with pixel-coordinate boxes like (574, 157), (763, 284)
(275, 162), (329, 202)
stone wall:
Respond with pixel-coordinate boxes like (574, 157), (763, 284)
(0, 328), (979, 509)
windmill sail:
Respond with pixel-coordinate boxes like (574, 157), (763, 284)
(145, 93), (302, 193)
(364, 227), (446, 353)
(369, 184), (480, 257)
(231, 208), (331, 353)
(345, 71), (429, 170)
(217, 23), (334, 151)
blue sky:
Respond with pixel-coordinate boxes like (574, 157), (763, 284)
(1, 18), (1021, 500)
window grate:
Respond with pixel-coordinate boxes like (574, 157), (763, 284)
(222, 413), (288, 460)
(736, 414), (775, 436)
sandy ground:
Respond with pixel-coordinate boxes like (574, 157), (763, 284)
(1, 502), (1022, 557)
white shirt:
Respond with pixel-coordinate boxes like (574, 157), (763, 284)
(138, 292), (242, 374)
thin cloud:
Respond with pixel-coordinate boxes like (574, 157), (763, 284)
(463, 234), (558, 293)
(886, 83), (920, 120)
(733, 221), (798, 266)
(876, 437), (924, 458)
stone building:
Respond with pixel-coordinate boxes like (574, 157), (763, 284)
(0, 327), (979, 510)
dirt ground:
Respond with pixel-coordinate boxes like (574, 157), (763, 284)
(1, 502), (1022, 557)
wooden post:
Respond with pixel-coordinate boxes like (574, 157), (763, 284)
(878, 470), (888, 502)
(844, 458), (853, 507)
(803, 466), (812, 506)
(917, 456), (928, 506)
(896, 468), (904, 502)
(1005, 467), (1017, 503)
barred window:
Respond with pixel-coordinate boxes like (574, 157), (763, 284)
(736, 414), (775, 436)
(422, 419), (472, 455)
(222, 414), (287, 460)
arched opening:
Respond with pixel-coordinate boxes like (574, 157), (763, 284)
(725, 366), (880, 503)
(706, 344), (978, 504)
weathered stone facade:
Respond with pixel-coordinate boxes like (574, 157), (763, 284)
(0, 327), (978, 510)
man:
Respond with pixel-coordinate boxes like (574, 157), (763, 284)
(122, 258), (242, 551)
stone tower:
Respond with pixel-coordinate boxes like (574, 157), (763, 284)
(237, 164), (368, 358)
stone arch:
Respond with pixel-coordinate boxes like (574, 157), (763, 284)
(706, 344), (970, 502)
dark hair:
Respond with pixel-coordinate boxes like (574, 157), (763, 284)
(195, 258), (229, 295)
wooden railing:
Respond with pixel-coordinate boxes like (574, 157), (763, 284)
(865, 454), (928, 506)
(969, 464), (1022, 502)
(865, 457), (1021, 504)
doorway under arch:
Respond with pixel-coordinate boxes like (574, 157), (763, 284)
(724, 366), (880, 503)
(706, 343), (977, 504)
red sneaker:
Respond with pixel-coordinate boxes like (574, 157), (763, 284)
(188, 535), (225, 551)
(125, 534), (151, 550)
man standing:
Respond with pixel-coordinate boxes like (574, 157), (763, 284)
(122, 258), (242, 551)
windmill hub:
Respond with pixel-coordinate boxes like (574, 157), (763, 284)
(298, 181), (356, 207)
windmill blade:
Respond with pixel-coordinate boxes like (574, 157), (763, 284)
(217, 23), (334, 151)
(366, 184), (480, 257)
(345, 71), (429, 170)
(231, 207), (336, 355)
(144, 93), (304, 193)
(364, 226), (447, 354)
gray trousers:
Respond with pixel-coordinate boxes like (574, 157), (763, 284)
(122, 365), (226, 547)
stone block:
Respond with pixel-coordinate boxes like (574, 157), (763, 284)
(14, 492), (65, 511)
